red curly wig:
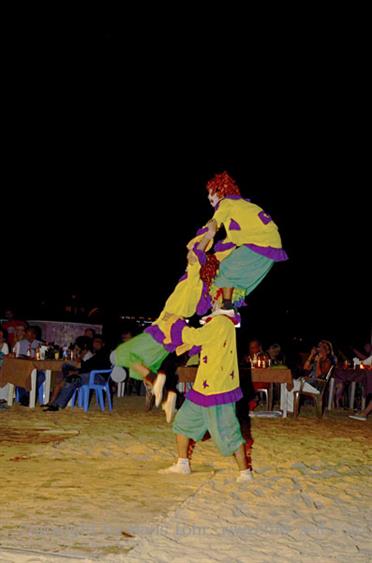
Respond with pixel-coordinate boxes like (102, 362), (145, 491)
(206, 171), (241, 198)
(200, 253), (219, 289)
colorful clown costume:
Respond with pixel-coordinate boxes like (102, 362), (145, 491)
(112, 253), (212, 378)
(172, 314), (245, 457)
(203, 171), (288, 309)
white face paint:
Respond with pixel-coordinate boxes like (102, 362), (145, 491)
(208, 190), (220, 208)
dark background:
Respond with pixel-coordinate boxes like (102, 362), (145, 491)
(2, 27), (370, 349)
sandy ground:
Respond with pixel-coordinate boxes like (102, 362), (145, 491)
(0, 396), (371, 563)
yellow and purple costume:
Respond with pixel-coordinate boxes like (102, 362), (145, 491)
(189, 195), (288, 307)
(172, 315), (245, 457)
(181, 315), (242, 406)
(113, 251), (211, 377)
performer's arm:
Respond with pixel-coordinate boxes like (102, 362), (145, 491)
(181, 321), (217, 347)
(187, 222), (217, 264)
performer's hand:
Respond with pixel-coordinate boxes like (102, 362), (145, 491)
(162, 312), (173, 321)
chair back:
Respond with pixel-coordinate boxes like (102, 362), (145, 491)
(322, 366), (335, 393)
(318, 365), (335, 397)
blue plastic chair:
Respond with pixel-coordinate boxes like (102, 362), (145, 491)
(73, 370), (113, 412)
(15, 380), (45, 405)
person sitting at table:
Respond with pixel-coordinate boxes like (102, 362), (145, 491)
(352, 342), (372, 363)
(242, 339), (266, 366)
(15, 326), (45, 406)
(84, 327), (96, 340)
(43, 335), (111, 411)
(280, 340), (335, 413)
(0, 328), (9, 358)
(43, 336), (93, 407)
(266, 343), (285, 366)
(241, 339), (270, 408)
(13, 323), (27, 352)
(14, 326), (41, 358)
(2, 308), (27, 350)
(334, 343), (372, 408)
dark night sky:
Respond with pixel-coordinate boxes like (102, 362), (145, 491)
(2, 28), (370, 345)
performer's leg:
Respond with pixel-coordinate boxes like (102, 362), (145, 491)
(176, 434), (190, 458)
(222, 287), (234, 310)
(160, 400), (207, 475)
(187, 438), (197, 460)
(234, 444), (253, 483)
(187, 431), (211, 462)
(159, 434), (191, 474)
(162, 390), (177, 422)
(233, 443), (249, 471)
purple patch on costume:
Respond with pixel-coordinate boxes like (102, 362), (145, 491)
(258, 210), (273, 225)
(202, 380), (209, 388)
(186, 387), (243, 407)
(233, 297), (247, 309)
(196, 226), (208, 236)
(244, 198), (251, 202)
(192, 244), (207, 266)
(196, 284), (212, 316)
(145, 320), (188, 353)
(232, 312), (241, 325)
(244, 244), (288, 262)
(170, 319), (188, 348)
(229, 219), (241, 231)
(225, 195), (242, 200)
(214, 241), (236, 252)
(202, 355), (208, 364)
(144, 325), (166, 345)
(179, 273), (188, 282)
(188, 346), (201, 356)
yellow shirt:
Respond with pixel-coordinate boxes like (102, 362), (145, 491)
(213, 197), (283, 249)
(181, 316), (240, 403)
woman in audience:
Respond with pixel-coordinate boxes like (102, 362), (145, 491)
(281, 340), (335, 413)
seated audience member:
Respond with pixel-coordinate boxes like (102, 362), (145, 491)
(15, 327), (45, 406)
(12, 324), (27, 354)
(352, 342), (372, 362)
(44, 335), (111, 411)
(14, 327), (41, 358)
(280, 339), (335, 413)
(0, 328), (9, 358)
(2, 309), (27, 349)
(84, 327), (96, 340)
(266, 343), (285, 365)
(241, 339), (270, 406)
(349, 397), (372, 421)
(44, 336), (93, 407)
(335, 343), (372, 408)
(0, 329), (10, 402)
(242, 339), (266, 366)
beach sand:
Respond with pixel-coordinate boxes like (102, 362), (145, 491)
(0, 397), (371, 562)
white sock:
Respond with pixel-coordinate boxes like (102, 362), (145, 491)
(177, 458), (190, 466)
